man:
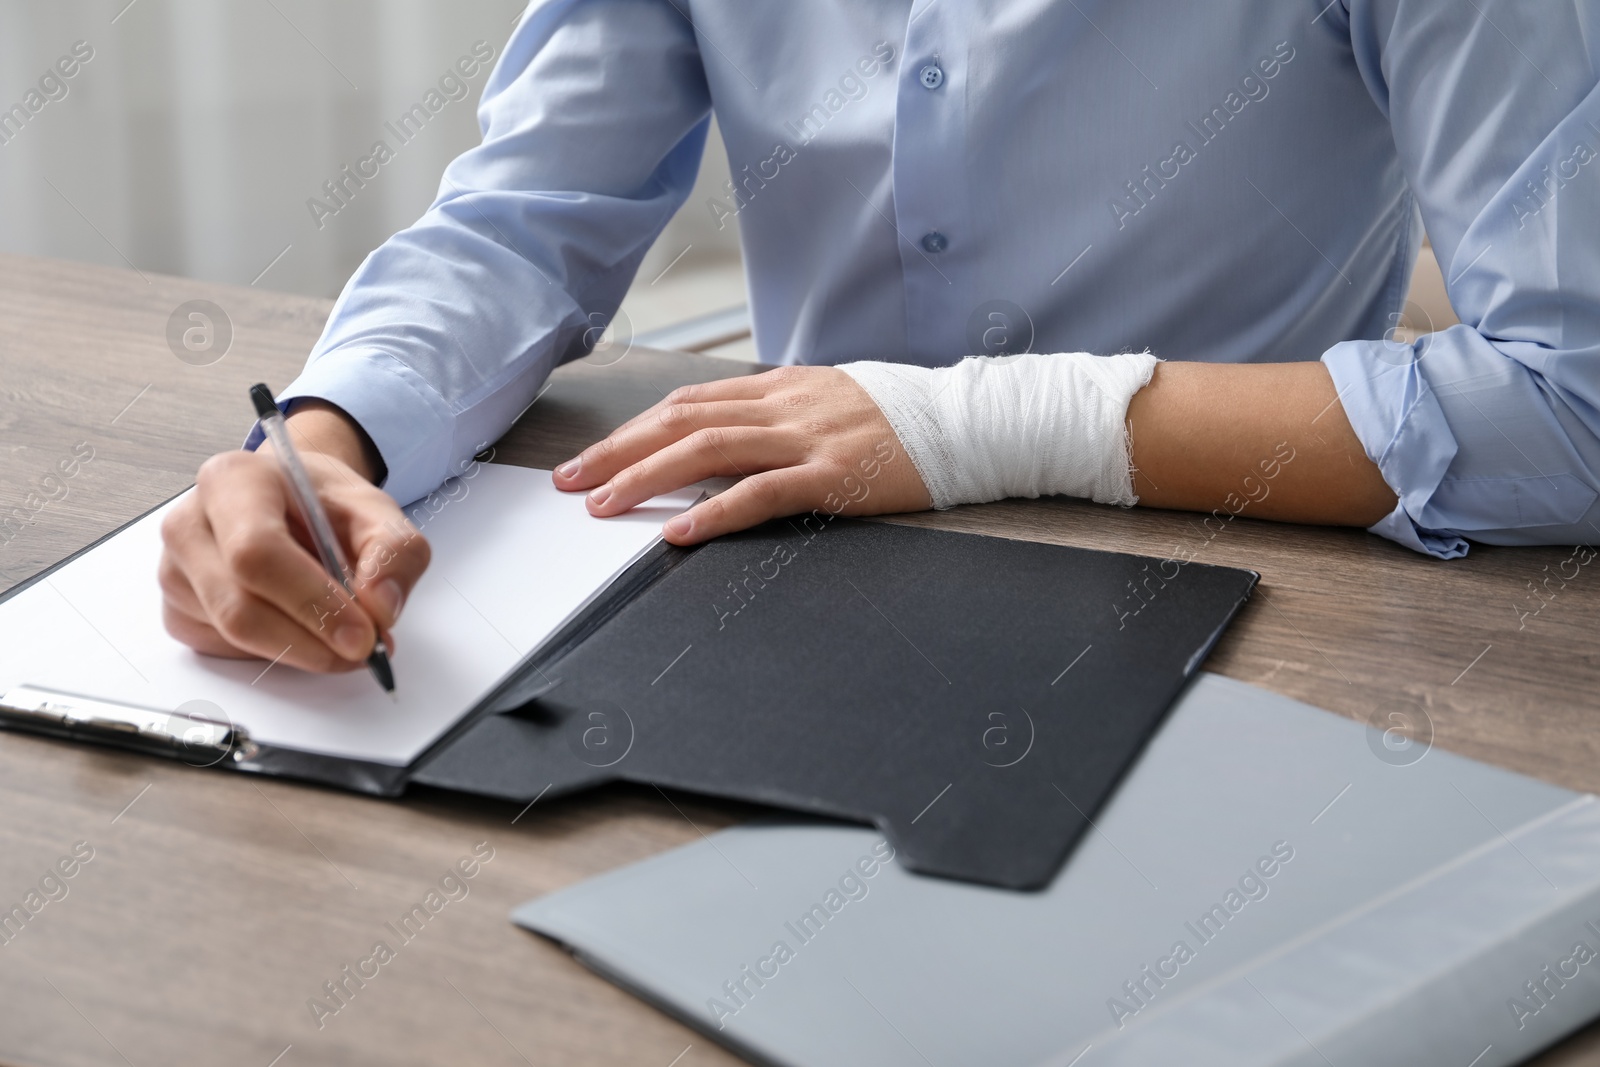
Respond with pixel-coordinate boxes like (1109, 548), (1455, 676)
(159, 0), (1600, 672)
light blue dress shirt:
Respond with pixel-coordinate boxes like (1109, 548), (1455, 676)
(257, 0), (1600, 558)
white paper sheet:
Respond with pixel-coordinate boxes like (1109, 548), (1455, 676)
(0, 465), (696, 765)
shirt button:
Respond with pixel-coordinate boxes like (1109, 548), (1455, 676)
(920, 231), (948, 254)
(919, 64), (944, 90)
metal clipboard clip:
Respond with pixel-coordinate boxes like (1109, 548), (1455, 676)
(0, 685), (256, 765)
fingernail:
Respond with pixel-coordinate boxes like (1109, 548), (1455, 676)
(372, 578), (405, 622)
(333, 622), (369, 660)
(665, 514), (692, 539)
(555, 458), (581, 479)
(588, 484), (612, 507)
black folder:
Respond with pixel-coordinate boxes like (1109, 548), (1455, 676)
(1, 507), (1256, 890)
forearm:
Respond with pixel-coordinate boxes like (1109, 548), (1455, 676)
(1126, 360), (1395, 526)
(272, 400), (385, 485)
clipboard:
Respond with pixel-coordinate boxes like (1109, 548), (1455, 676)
(0, 491), (1257, 890)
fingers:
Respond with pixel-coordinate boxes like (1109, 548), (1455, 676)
(554, 400), (768, 491)
(342, 503), (431, 633)
(160, 447), (435, 672)
(161, 602), (254, 660)
(662, 469), (821, 545)
(585, 427), (803, 517)
(160, 503), (362, 672)
(193, 453), (378, 663)
(630, 373), (785, 423)
(156, 548), (206, 621)
(161, 592), (362, 672)
(548, 363), (934, 547)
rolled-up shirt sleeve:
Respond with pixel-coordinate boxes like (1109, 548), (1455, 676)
(248, 0), (711, 507)
(1322, 0), (1600, 557)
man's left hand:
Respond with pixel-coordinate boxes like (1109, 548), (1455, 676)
(552, 365), (932, 544)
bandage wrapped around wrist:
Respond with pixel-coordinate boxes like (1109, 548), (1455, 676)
(839, 351), (1160, 509)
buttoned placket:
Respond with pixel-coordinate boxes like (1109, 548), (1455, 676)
(890, 5), (969, 361)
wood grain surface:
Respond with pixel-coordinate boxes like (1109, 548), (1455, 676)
(0, 252), (1596, 1067)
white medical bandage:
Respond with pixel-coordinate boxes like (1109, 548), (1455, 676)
(840, 351), (1160, 509)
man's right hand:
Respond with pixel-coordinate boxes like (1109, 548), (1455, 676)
(158, 401), (431, 672)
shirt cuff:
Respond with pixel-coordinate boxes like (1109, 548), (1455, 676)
(1321, 340), (1470, 560)
(242, 349), (456, 508)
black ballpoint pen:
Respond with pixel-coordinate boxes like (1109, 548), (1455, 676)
(250, 383), (396, 697)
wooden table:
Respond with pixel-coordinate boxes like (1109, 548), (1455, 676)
(1, 253), (1597, 1067)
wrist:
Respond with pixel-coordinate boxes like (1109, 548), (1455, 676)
(271, 399), (386, 484)
(840, 352), (1158, 509)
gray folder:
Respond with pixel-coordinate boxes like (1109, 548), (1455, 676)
(514, 673), (1600, 1066)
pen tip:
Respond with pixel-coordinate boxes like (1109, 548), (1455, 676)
(367, 643), (396, 697)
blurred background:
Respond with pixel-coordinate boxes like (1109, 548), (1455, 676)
(0, 0), (755, 359)
(0, 0), (1451, 365)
